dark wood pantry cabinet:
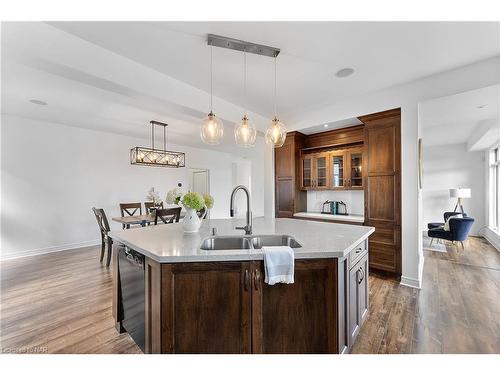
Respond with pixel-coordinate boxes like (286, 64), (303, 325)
(358, 109), (401, 275)
(275, 131), (306, 217)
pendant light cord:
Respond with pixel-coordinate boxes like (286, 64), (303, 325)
(274, 56), (277, 118)
(151, 122), (155, 150)
(210, 44), (213, 112)
(243, 49), (247, 116)
(163, 125), (166, 151)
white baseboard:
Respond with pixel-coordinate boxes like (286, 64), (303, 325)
(400, 275), (422, 289)
(1, 239), (101, 261)
(482, 227), (500, 252)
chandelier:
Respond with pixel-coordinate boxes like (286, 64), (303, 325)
(130, 121), (185, 168)
(202, 34), (286, 148)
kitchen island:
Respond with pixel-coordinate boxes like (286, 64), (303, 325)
(109, 217), (374, 354)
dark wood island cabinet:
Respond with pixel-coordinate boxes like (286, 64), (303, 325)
(112, 242), (369, 354)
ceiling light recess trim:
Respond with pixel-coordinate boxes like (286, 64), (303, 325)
(131, 121), (185, 168)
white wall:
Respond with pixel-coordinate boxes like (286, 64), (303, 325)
(306, 191), (364, 215)
(1, 115), (263, 259)
(422, 143), (485, 235)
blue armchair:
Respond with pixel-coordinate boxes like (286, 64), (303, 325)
(427, 215), (474, 249)
(427, 211), (467, 230)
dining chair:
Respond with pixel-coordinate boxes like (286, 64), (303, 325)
(92, 207), (113, 267)
(154, 207), (182, 225)
(119, 202), (142, 229)
(144, 201), (164, 214)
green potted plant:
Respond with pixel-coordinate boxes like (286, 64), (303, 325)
(166, 189), (214, 233)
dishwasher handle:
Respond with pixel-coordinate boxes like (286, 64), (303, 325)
(123, 247), (145, 268)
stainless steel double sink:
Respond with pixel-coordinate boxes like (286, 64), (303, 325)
(200, 234), (302, 251)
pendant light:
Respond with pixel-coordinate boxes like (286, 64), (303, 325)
(200, 43), (224, 145)
(265, 56), (287, 148)
(131, 121), (185, 168)
(234, 49), (257, 147)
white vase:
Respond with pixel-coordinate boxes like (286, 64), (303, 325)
(183, 208), (201, 233)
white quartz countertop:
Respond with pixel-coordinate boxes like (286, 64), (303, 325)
(109, 217), (374, 263)
(294, 212), (365, 223)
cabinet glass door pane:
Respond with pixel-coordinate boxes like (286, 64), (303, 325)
(331, 155), (344, 188)
(302, 158), (311, 187)
(350, 153), (363, 187)
(316, 156), (327, 187)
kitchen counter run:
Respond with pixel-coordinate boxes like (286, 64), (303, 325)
(109, 217), (374, 263)
(294, 211), (365, 223)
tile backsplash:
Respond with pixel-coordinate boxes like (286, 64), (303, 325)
(306, 190), (364, 215)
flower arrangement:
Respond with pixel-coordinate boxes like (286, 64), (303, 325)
(146, 187), (162, 206)
(166, 188), (214, 211)
(166, 188), (215, 232)
(165, 188), (183, 205)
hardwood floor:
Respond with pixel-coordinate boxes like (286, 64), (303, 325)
(352, 236), (500, 354)
(1, 236), (499, 354)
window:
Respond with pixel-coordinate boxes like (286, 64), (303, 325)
(489, 145), (500, 231)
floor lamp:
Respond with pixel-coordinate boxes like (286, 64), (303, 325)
(449, 188), (471, 214)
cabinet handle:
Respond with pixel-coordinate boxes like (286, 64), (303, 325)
(244, 269), (250, 291)
(358, 267), (364, 284)
(254, 269), (261, 291)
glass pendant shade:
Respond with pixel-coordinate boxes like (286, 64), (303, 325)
(265, 117), (287, 147)
(200, 111), (224, 145)
(234, 115), (257, 147)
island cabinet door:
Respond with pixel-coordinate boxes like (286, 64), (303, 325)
(159, 261), (252, 354)
(251, 259), (338, 354)
(348, 253), (369, 348)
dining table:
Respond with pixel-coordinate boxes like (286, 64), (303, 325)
(112, 212), (186, 229)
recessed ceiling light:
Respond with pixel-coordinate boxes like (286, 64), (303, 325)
(324, 124), (329, 128)
(335, 68), (354, 78)
(476, 104), (487, 109)
(29, 99), (48, 106)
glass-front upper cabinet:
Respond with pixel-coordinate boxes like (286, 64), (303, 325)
(301, 155), (312, 189)
(331, 152), (345, 189)
(315, 154), (328, 188)
(348, 150), (363, 189)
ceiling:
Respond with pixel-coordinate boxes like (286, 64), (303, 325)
(2, 21), (499, 152)
(420, 84), (500, 147)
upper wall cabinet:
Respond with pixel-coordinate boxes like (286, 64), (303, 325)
(301, 153), (329, 190)
(300, 147), (364, 191)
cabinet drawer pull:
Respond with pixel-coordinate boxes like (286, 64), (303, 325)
(244, 269), (250, 291)
(254, 269), (261, 291)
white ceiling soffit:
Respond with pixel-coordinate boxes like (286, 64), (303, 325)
(48, 21), (500, 121)
(2, 21), (500, 151)
(467, 119), (500, 151)
(420, 84), (500, 147)
(299, 117), (363, 135)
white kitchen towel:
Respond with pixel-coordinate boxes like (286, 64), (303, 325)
(262, 246), (294, 285)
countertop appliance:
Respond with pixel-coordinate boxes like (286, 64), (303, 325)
(322, 200), (348, 215)
(119, 247), (145, 352)
(321, 200), (332, 214)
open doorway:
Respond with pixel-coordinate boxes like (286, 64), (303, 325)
(419, 84), (500, 255)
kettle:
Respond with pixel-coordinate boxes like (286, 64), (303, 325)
(330, 201), (348, 215)
(321, 200), (332, 214)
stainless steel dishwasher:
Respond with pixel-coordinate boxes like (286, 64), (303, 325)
(118, 246), (145, 352)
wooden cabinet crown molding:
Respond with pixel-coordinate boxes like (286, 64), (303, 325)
(303, 125), (364, 150)
(357, 108), (401, 123)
